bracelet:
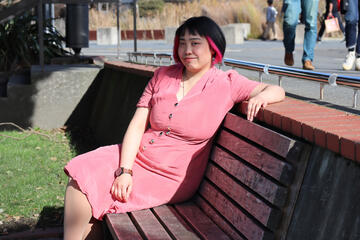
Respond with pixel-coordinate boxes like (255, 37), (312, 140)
(114, 167), (133, 177)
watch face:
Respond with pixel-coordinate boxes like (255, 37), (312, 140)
(115, 168), (123, 177)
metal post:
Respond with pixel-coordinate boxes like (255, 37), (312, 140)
(133, 0), (137, 52)
(353, 89), (359, 108)
(50, 3), (55, 27)
(37, 0), (44, 71)
(320, 83), (325, 100)
(278, 75), (283, 87)
(116, 0), (121, 59)
(259, 72), (263, 82)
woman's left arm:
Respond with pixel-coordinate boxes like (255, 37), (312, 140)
(247, 83), (285, 121)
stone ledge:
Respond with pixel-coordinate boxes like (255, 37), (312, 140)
(105, 61), (360, 163)
(240, 99), (360, 163)
(105, 61), (157, 77)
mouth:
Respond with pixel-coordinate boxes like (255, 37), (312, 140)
(183, 57), (197, 62)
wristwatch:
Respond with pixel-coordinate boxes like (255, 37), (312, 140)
(114, 167), (133, 177)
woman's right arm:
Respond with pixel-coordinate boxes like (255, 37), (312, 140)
(111, 107), (150, 202)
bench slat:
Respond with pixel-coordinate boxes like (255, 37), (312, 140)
(205, 162), (281, 229)
(152, 205), (201, 240)
(105, 213), (143, 240)
(211, 146), (287, 207)
(224, 113), (295, 158)
(130, 209), (172, 240)
(217, 130), (294, 186)
(198, 180), (273, 240)
(194, 195), (246, 240)
(174, 201), (231, 240)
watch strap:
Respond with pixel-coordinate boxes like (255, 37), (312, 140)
(115, 167), (133, 177)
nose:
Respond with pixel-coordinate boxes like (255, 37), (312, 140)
(184, 43), (192, 55)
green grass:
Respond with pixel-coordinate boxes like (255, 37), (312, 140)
(0, 129), (76, 227)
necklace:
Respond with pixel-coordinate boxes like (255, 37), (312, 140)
(182, 80), (185, 98)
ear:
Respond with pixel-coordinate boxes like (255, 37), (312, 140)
(210, 48), (215, 57)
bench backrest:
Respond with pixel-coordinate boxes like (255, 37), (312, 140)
(194, 112), (311, 240)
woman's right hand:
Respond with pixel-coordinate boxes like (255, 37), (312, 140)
(111, 174), (133, 202)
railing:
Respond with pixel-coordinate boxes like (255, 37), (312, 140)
(127, 51), (360, 108)
(127, 52), (174, 66)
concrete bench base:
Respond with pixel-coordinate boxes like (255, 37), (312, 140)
(165, 23), (251, 45)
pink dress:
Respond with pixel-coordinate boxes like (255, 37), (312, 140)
(64, 64), (259, 220)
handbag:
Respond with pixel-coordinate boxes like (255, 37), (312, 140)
(325, 17), (340, 33)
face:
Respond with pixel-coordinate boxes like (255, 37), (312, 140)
(177, 29), (214, 74)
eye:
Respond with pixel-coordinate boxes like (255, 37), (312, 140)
(191, 42), (200, 46)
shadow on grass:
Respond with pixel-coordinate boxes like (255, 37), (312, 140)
(35, 206), (64, 229)
(0, 206), (63, 237)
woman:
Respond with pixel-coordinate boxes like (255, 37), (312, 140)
(63, 16), (285, 239)
(317, 0), (345, 42)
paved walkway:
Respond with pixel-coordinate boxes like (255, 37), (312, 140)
(84, 38), (358, 76)
(82, 38), (360, 113)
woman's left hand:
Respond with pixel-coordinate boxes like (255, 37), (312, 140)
(247, 95), (268, 122)
(247, 83), (284, 121)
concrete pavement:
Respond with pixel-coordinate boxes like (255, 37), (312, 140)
(81, 38), (360, 113)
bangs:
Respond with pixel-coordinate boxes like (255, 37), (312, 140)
(177, 23), (206, 38)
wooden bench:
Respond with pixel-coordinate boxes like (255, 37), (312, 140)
(104, 111), (311, 240)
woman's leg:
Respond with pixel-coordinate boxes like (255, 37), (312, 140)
(64, 179), (93, 240)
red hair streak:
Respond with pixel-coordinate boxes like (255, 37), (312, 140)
(206, 36), (223, 65)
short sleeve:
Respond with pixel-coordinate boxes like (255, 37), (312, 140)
(227, 70), (260, 103)
(136, 68), (161, 108)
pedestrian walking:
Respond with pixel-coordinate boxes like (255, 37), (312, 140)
(282, 0), (319, 70)
(263, 0), (278, 40)
(342, 0), (360, 70)
(317, 0), (345, 42)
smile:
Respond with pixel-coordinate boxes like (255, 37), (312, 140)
(183, 57), (197, 61)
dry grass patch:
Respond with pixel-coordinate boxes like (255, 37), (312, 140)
(89, 0), (285, 38)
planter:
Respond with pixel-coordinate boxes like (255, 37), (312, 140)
(8, 69), (31, 85)
(0, 69), (30, 97)
(0, 72), (9, 97)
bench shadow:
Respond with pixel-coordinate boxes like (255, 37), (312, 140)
(35, 206), (64, 230)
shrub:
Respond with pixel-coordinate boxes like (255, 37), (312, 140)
(0, 12), (70, 72)
(138, 0), (165, 18)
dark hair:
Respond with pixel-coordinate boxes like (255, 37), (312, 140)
(173, 16), (226, 65)
(267, 0), (273, 5)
